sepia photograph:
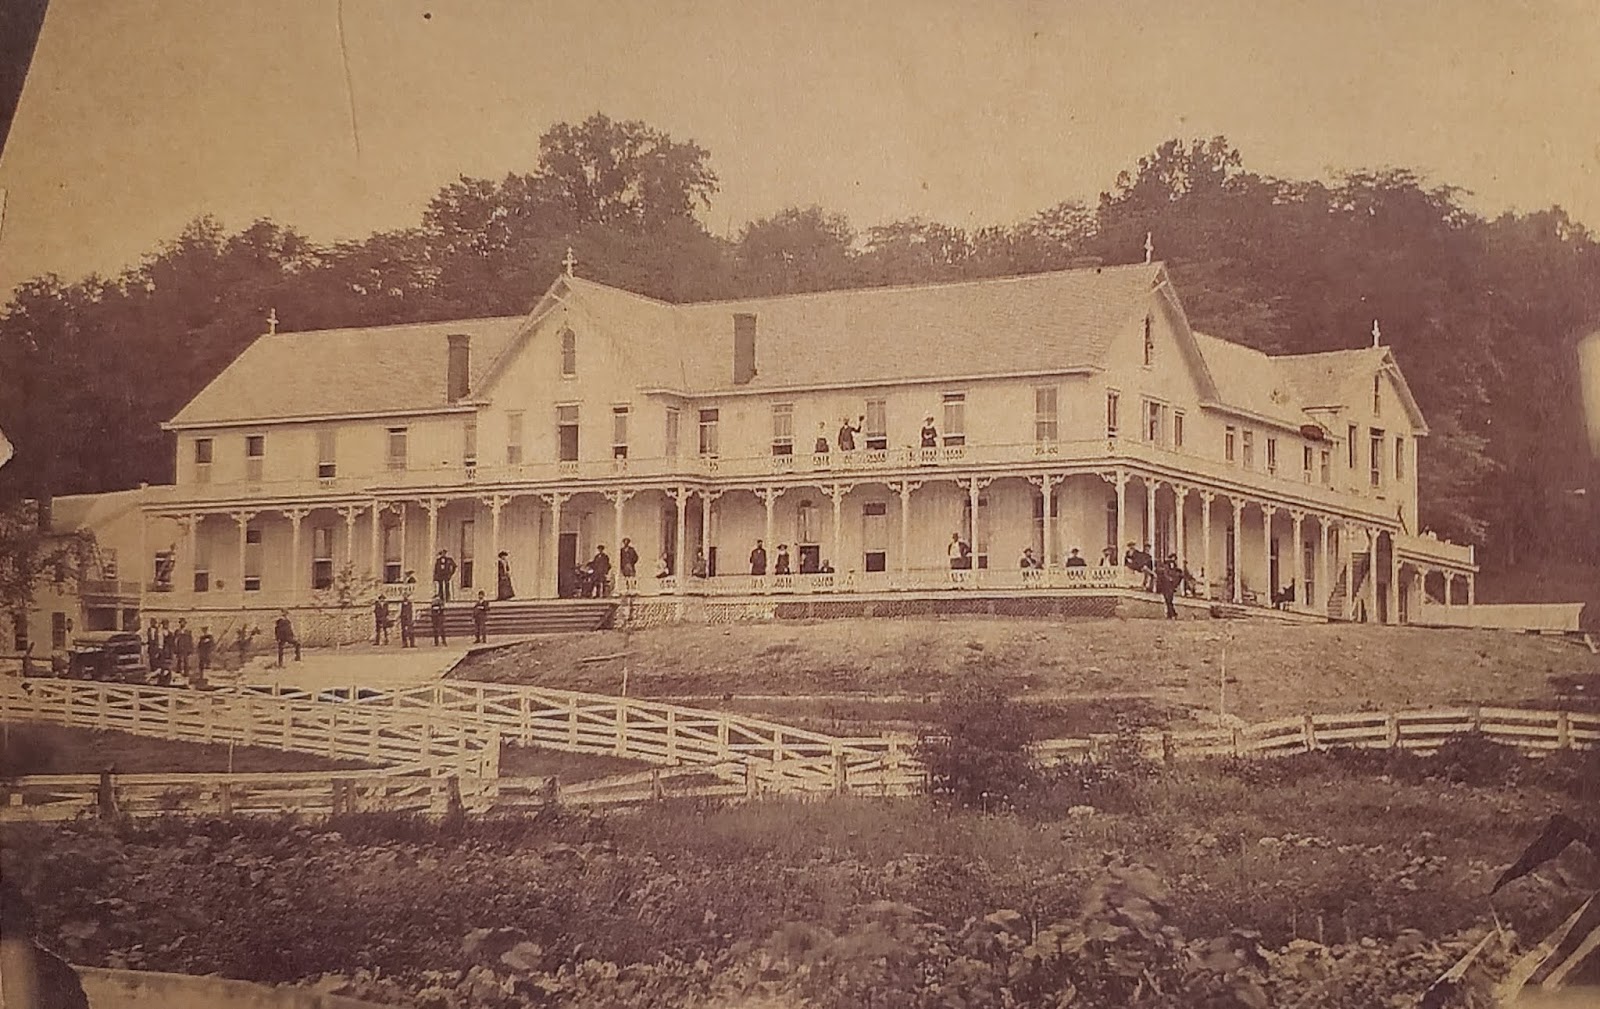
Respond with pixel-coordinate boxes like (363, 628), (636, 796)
(1, 1), (1597, 1006)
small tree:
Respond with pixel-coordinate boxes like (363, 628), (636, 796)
(916, 680), (1040, 809)
(308, 560), (378, 647)
(0, 499), (94, 642)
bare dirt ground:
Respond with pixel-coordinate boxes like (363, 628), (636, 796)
(453, 616), (1600, 729)
(0, 723), (375, 775)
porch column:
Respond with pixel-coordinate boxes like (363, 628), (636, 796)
(674, 487), (690, 580)
(1289, 509), (1305, 608)
(1172, 484), (1189, 565)
(540, 492), (570, 596)
(1466, 572), (1476, 605)
(1341, 524), (1354, 620)
(1413, 567), (1426, 619)
(1042, 475), (1060, 568)
(829, 482), (853, 576)
(758, 487), (782, 563)
(1364, 527), (1379, 623)
(1388, 531), (1400, 625)
(232, 510), (255, 598)
(340, 505), (361, 566)
(1144, 478), (1157, 551)
(894, 480), (916, 578)
(1113, 469), (1128, 557)
(1260, 503), (1276, 603)
(1198, 491), (1214, 596)
(602, 489), (632, 568)
(369, 499), (382, 579)
(285, 508), (308, 592)
(485, 494), (508, 565)
(1317, 517), (1330, 615)
(423, 497), (442, 566)
(1230, 499), (1243, 603)
(699, 489), (720, 566)
(968, 477), (981, 555)
(183, 513), (199, 592)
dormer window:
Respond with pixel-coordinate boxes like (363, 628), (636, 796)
(560, 327), (577, 377)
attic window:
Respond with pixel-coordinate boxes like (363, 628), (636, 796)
(560, 328), (577, 377)
(1142, 315), (1154, 367)
(1373, 374), (1381, 415)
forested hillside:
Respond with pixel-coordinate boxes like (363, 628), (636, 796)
(2, 116), (1596, 569)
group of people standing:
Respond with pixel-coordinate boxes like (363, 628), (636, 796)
(143, 617), (214, 684)
(1123, 542), (1201, 618)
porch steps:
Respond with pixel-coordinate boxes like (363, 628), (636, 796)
(408, 599), (617, 638)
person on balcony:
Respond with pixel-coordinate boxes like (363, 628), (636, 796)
(692, 548), (709, 578)
(1019, 547), (1041, 570)
(949, 533), (971, 570)
(591, 545), (612, 596)
(655, 554), (671, 579)
(1065, 548), (1088, 568)
(819, 559), (835, 574)
(496, 551), (516, 600)
(775, 544), (792, 576)
(836, 415), (863, 452)
(1101, 546), (1118, 567)
(920, 417), (938, 448)
(750, 540), (768, 576)
(814, 423), (831, 455)
(619, 539), (639, 580)
(433, 550), (457, 601)
(1141, 543), (1158, 591)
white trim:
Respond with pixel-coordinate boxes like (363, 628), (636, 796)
(637, 367), (1098, 400)
(163, 404), (482, 432)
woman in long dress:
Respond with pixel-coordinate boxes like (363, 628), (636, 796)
(496, 551), (515, 600)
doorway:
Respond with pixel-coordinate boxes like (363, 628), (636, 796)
(558, 532), (579, 598)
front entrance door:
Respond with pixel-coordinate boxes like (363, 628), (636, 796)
(558, 532), (578, 598)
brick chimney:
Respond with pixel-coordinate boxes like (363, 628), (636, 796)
(733, 313), (757, 385)
(446, 333), (471, 402)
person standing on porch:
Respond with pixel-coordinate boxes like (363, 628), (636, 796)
(399, 596), (417, 648)
(619, 539), (638, 579)
(433, 549), (457, 601)
(774, 544), (792, 575)
(429, 595), (448, 646)
(1065, 548), (1088, 568)
(948, 533), (968, 570)
(692, 548), (708, 578)
(836, 415), (863, 452)
(814, 422), (831, 454)
(496, 551), (515, 600)
(749, 540), (768, 576)
(1019, 547), (1040, 570)
(920, 416), (938, 448)
(591, 545), (612, 596)
(172, 619), (194, 678)
(472, 592), (490, 643)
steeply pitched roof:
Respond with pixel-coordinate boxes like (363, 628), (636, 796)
(47, 489), (149, 533)
(1191, 332), (1309, 427)
(1276, 347), (1387, 409)
(168, 317), (527, 427)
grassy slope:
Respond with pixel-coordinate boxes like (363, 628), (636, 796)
(455, 617), (1600, 726)
(0, 723), (374, 775)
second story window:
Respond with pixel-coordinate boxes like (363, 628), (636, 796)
(1320, 449), (1332, 486)
(942, 392), (966, 447)
(194, 437), (213, 484)
(1173, 411), (1185, 449)
(1225, 426), (1237, 464)
(665, 407), (681, 457)
(1394, 435), (1405, 480)
(1266, 436), (1278, 475)
(556, 405), (579, 463)
(386, 427), (408, 472)
(1105, 390), (1120, 439)
(1143, 400), (1164, 445)
(1370, 428), (1385, 488)
(771, 402), (794, 456)
(698, 408), (719, 456)
(244, 434), (265, 483)
(560, 327), (577, 377)
(864, 398), (888, 450)
(506, 411), (524, 465)
(1302, 445), (1314, 483)
(612, 406), (630, 459)
(1242, 430), (1255, 469)
(462, 419), (477, 469)
(316, 428), (336, 480)
(1035, 387), (1058, 443)
(1347, 424), (1358, 470)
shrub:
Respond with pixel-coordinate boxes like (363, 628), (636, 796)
(1426, 733), (1526, 787)
(915, 680), (1039, 809)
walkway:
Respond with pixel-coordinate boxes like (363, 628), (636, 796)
(225, 642), (470, 691)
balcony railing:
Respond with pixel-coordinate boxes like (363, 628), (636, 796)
(152, 438), (1408, 522)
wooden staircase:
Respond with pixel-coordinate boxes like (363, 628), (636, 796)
(417, 599), (617, 638)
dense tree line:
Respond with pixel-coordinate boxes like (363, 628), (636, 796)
(2, 116), (1596, 569)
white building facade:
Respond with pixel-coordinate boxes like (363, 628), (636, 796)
(139, 262), (1477, 626)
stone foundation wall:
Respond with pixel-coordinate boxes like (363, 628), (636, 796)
(139, 605), (374, 655)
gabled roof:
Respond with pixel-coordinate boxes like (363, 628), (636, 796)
(1277, 346), (1430, 435)
(168, 317), (527, 428)
(1191, 332), (1310, 428)
(47, 488), (149, 533)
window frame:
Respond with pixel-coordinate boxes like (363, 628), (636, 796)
(244, 433), (265, 482)
(316, 428), (337, 480)
(556, 404), (580, 463)
(505, 411), (524, 465)
(559, 327), (577, 378)
(1034, 386), (1059, 444)
(1241, 430), (1255, 470)
(698, 408), (720, 457)
(611, 405), (630, 460)
(864, 398), (888, 450)
(1142, 314), (1155, 367)
(941, 391), (966, 447)
(1266, 435), (1278, 475)
(1369, 428), (1385, 489)
(1105, 390), (1121, 439)
(1173, 410), (1185, 449)
(386, 426), (408, 472)
(1225, 426), (1237, 464)
(665, 407), (681, 458)
(770, 402), (795, 456)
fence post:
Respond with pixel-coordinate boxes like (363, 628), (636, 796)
(1302, 714), (1317, 753)
(718, 716), (731, 760)
(445, 776), (463, 820)
(519, 694), (531, 744)
(651, 768), (664, 802)
(327, 707), (339, 758)
(1556, 710), (1571, 750)
(218, 781), (233, 818)
(543, 775), (560, 809)
(666, 708), (678, 764)
(833, 751), (848, 796)
(96, 683), (108, 731)
(1469, 705), (1482, 734)
(163, 691), (177, 741)
(281, 705), (291, 752)
(128, 686), (141, 735)
(1230, 727), (1243, 758)
(96, 768), (119, 819)
(614, 701), (628, 758)
(744, 761), (759, 799)
(567, 697), (579, 748)
(1386, 712), (1400, 749)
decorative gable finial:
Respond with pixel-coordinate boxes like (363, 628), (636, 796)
(1371, 319), (1381, 347)
(1143, 231), (1153, 265)
(267, 308), (278, 336)
(562, 247), (577, 278)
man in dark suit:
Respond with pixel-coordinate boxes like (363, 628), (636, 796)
(273, 611), (301, 667)
(433, 549), (457, 601)
(590, 545), (612, 596)
(472, 592), (490, 643)
(749, 539), (768, 576)
(429, 595), (448, 646)
(399, 596), (416, 648)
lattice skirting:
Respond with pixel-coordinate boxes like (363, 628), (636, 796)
(138, 605), (372, 649)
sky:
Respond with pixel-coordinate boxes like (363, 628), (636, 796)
(1, 0), (1598, 300)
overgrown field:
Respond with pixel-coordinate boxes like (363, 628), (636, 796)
(6, 741), (1596, 1008)
(455, 618), (1600, 728)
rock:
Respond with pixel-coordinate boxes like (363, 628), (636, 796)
(462, 925), (530, 960)
(1067, 805), (1097, 818)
